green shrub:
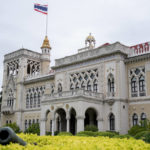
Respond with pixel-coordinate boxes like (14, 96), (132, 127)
(106, 130), (119, 135)
(128, 125), (146, 136)
(113, 134), (132, 139)
(134, 131), (150, 143)
(97, 132), (116, 138)
(57, 132), (72, 136)
(46, 131), (59, 136)
(25, 123), (40, 135)
(85, 125), (98, 132)
(3, 122), (20, 133)
(77, 131), (99, 137)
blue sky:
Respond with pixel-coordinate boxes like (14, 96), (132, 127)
(0, 0), (150, 88)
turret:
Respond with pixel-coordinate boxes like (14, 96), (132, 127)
(41, 36), (51, 74)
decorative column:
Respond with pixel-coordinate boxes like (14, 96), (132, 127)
(51, 118), (55, 136)
(51, 113), (55, 136)
(66, 111), (70, 132)
(97, 116), (104, 131)
(76, 115), (85, 133)
(40, 118), (46, 135)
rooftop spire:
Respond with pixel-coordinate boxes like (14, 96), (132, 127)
(41, 36), (51, 49)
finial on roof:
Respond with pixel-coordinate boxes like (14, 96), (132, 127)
(85, 33), (96, 49)
(41, 36), (51, 49)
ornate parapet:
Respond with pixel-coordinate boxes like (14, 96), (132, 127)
(43, 89), (104, 102)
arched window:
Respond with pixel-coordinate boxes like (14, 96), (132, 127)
(36, 119), (39, 124)
(26, 94), (29, 108)
(131, 76), (137, 97)
(58, 83), (62, 93)
(108, 74), (114, 94)
(25, 120), (28, 130)
(29, 119), (31, 127)
(109, 113), (115, 131)
(141, 113), (146, 121)
(132, 113), (138, 126)
(38, 93), (41, 107)
(33, 119), (35, 124)
(139, 75), (145, 96)
(75, 82), (79, 89)
(27, 64), (30, 74)
(93, 79), (98, 92)
(87, 81), (91, 91)
(81, 81), (85, 90)
(30, 94), (33, 108)
(70, 83), (74, 90)
(33, 93), (37, 108)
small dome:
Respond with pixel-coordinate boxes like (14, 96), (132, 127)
(41, 36), (51, 49)
(86, 33), (95, 42)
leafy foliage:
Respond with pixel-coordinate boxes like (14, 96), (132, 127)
(25, 123), (40, 135)
(3, 122), (20, 133)
(57, 132), (72, 136)
(134, 131), (150, 143)
(1, 133), (150, 150)
(128, 125), (146, 136)
(85, 125), (98, 132)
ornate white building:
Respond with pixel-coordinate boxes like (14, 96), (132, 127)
(1, 34), (150, 135)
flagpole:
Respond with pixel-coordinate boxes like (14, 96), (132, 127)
(46, 4), (48, 36)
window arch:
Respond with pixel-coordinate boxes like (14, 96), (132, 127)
(141, 113), (146, 121)
(139, 75), (145, 96)
(87, 81), (92, 91)
(109, 113), (115, 131)
(108, 74), (114, 94)
(33, 93), (37, 108)
(93, 79), (98, 92)
(132, 113), (138, 126)
(25, 120), (28, 130)
(58, 83), (62, 93)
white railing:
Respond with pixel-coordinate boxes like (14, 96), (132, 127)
(44, 89), (104, 101)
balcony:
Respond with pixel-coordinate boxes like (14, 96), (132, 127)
(1, 105), (14, 115)
(43, 89), (104, 102)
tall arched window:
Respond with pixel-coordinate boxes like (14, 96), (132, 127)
(108, 74), (115, 96)
(38, 93), (41, 107)
(29, 119), (31, 127)
(139, 75), (145, 96)
(93, 79), (98, 92)
(25, 120), (28, 130)
(30, 94), (33, 108)
(75, 82), (79, 89)
(87, 81), (91, 91)
(132, 113), (138, 126)
(33, 93), (37, 108)
(109, 113), (115, 131)
(141, 113), (146, 127)
(131, 76), (137, 97)
(81, 81), (85, 90)
(58, 83), (62, 93)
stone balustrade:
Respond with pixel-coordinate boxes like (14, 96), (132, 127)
(44, 89), (104, 101)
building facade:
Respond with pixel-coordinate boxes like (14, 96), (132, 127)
(1, 34), (150, 135)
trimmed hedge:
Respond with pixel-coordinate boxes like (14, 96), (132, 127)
(77, 131), (99, 137)
(113, 134), (132, 139)
(77, 131), (117, 138)
(57, 132), (73, 136)
(85, 125), (98, 132)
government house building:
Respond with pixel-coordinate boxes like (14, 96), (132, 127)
(1, 34), (150, 135)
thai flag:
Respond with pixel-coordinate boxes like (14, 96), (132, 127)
(34, 3), (48, 15)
